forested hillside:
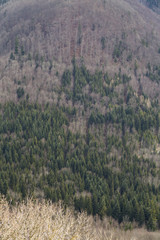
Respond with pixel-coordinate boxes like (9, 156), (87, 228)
(0, 0), (8, 5)
(0, 0), (160, 233)
(1, 61), (160, 230)
(141, 0), (160, 9)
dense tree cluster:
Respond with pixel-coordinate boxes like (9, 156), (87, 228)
(0, 0), (9, 5)
(0, 57), (160, 231)
(0, 96), (160, 230)
(146, 0), (160, 8)
(146, 63), (160, 83)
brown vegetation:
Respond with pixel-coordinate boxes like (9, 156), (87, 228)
(0, 198), (160, 240)
(0, 0), (160, 104)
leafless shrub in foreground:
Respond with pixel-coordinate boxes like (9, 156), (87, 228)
(0, 198), (160, 240)
(0, 198), (109, 240)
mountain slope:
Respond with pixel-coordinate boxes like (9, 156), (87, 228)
(1, 0), (160, 231)
(0, 0), (160, 103)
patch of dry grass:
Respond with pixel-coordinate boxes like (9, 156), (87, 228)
(0, 198), (160, 240)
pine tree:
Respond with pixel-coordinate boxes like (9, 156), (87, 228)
(15, 37), (19, 55)
(85, 196), (93, 215)
(98, 196), (107, 220)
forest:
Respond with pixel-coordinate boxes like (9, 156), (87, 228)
(0, 61), (160, 231)
(0, 0), (8, 5)
(0, 0), (160, 234)
(146, 0), (160, 8)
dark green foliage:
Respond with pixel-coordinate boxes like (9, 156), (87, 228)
(49, 60), (53, 72)
(70, 60), (131, 103)
(89, 112), (105, 125)
(77, 24), (82, 45)
(72, 59), (87, 101)
(15, 37), (19, 55)
(113, 41), (126, 62)
(71, 60), (105, 102)
(61, 70), (71, 87)
(141, 39), (148, 47)
(146, 0), (160, 8)
(1, 62), (160, 231)
(21, 46), (25, 56)
(16, 87), (24, 99)
(10, 52), (15, 60)
(146, 64), (160, 83)
(126, 52), (132, 62)
(0, 99), (160, 230)
(0, 0), (9, 5)
(101, 37), (106, 50)
(92, 24), (95, 31)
